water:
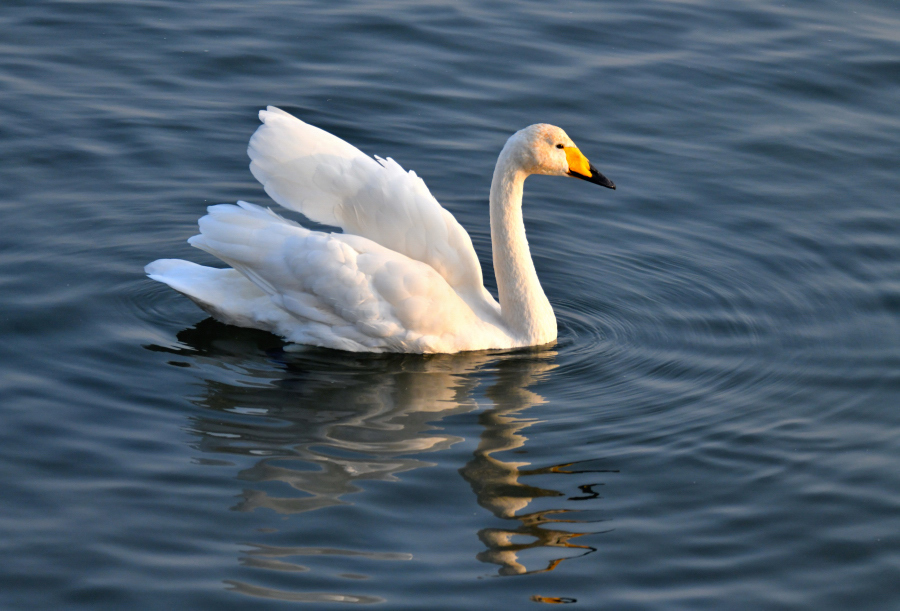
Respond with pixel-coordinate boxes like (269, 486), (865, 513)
(2, 0), (899, 608)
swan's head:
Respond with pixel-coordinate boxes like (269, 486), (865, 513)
(507, 124), (615, 189)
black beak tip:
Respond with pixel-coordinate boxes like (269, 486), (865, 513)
(589, 165), (616, 190)
(570, 167), (616, 190)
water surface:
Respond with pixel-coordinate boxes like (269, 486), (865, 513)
(2, 0), (899, 608)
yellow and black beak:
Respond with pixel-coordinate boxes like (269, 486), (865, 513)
(564, 147), (616, 190)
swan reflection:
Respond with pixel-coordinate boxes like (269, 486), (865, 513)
(148, 319), (611, 599)
(460, 358), (605, 576)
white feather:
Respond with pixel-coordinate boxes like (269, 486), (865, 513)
(166, 201), (505, 353)
(147, 110), (614, 353)
(248, 107), (484, 295)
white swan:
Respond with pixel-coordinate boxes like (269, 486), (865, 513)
(146, 107), (615, 354)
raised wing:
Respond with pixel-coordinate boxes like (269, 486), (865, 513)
(248, 107), (485, 295)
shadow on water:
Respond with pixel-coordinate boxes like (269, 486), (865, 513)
(146, 318), (615, 601)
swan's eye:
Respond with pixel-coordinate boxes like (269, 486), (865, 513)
(556, 144), (564, 149)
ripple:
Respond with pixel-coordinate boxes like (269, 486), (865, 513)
(4, 0), (900, 608)
(224, 581), (384, 604)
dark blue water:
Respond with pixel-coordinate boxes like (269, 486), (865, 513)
(2, 0), (899, 608)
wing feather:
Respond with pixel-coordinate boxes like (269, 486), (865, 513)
(247, 107), (485, 295)
(186, 202), (496, 353)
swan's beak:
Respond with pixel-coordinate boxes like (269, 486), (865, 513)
(564, 147), (616, 190)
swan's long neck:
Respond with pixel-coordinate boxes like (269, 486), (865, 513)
(490, 145), (557, 345)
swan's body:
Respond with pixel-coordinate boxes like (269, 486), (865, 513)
(147, 107), (614, 354)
